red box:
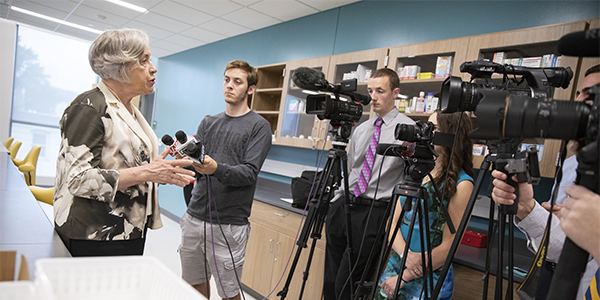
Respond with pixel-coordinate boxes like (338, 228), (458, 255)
(461, 230), (488, 248)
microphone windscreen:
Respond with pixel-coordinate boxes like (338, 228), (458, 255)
(292, 67), (327, 90)
(175, 130), (188, 143)
(161, 134), (174, 146)
(557, 28), (600, 57)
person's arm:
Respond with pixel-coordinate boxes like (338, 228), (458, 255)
(561, 185), (600, 265)
(425, 180), (474, 272)
(118, 147), (195, 190)
(61, 103), (194, 201)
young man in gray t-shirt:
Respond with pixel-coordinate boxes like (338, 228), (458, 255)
(179, 60), (272, 300)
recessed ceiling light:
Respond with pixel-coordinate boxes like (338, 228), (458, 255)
(10, 6), (103, 35)
(105, 0), (147, 13)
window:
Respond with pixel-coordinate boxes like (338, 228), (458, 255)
(11, 25), (98, 184)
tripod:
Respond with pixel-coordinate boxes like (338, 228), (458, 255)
(351, 140), (455, 300)
(429, 140), (540, 300)
(277, 121), (356, 300)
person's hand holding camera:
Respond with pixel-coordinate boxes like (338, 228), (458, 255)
(560, 184), (600, 265)
(490, 170), (536, 220)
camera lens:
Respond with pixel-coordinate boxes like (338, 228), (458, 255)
(440, 76), (482, 113)
(395, 123), (418, 142)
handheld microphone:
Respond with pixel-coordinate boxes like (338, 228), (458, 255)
(376, 142), (416, 157)
(292, 67), (330, 91)
(161, 134), (179, 157)
(557, 28), (600, 57)
(174, 130), (205, 164)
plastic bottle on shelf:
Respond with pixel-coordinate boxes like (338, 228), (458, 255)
(415, 91), (426, 113)
(425, 92), (434, 113)
(431, 97), (439, 112)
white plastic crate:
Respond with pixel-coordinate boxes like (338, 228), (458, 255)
(0, 281), (39, 300)
(34, 256), (206, 300)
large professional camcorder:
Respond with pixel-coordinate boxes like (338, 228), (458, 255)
(292, 67), (371, 123)
(440, 60), (594, 141)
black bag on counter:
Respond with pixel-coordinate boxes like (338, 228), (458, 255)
(290, 170), (322, 208)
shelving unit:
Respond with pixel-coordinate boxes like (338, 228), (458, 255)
(250, 19), (597, 177)
(250, 63), (286, 135)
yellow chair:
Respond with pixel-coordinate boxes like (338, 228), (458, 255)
(3, 137), (14, 149)
(8, 141), (22, 161)
(16, 146), (41, 186)
(29, 186), (54, 206)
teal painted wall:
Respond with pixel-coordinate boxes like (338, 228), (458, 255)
(154, 0), (599, 217)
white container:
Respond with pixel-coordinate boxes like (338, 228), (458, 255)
(0, 281), (39, 300)
(415, 92), (426, 113)
(35, 256), (206, 300)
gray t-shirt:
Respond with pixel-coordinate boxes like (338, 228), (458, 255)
(187, 110), (272, 225)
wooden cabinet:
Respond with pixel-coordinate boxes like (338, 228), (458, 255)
(388, 37), (470, 121)
(276, 57), (332, 149)
(250, 63), (286, 135)
(242, 201), (325, 300)
(252, 19), (598, 178)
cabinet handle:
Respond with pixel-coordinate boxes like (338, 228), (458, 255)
(275, 241), (281, 261)
(274, 212), (288, 217)
(269, 239), (274, 252)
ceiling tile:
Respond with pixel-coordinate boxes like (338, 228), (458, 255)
(135, 11), (192, 33)
(162, 34), (206, 48)
(63, 14), (113, 32)
(172, 0), (243, 17)
(28, 0), (79, 13)
(80, 0), (146, 19)
(151, 1), (214, 26)
(221, 7), (281, 30)
(54, 25), (101, 41)
(299, 0), (360, 12)
(250, 0), (318, 22)
(179, 26), (227, 43)
(150, 39), (189, 53)
(199, 18), (251, 37)
(124, 0), (162, 10)
(123, 20), (174, 39)
(71, 4), (130, 27)
(148, 45), (173, 58)
(9, 0), (70, 19)
(231, 0), (263, 6)
(8, 12), (64, 31)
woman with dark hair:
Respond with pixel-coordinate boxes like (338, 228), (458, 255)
(376, 111), (475, 299)
(54, 28), (195, 257)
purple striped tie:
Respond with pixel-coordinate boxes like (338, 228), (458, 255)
(354, 118), (383, 197)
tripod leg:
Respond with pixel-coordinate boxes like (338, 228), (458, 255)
(368, 194), (404, 300)
(496, 211), (505, 300)
(420, 194), (435, 299)
(483, 197), (496, 300)
(507, 215), (515, 300)
(391, 196), (419, 300)
(353, 195), (397, 300)
(278, 151), (338, 300)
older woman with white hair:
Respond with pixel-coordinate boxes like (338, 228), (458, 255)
(54, 28), (195, 257)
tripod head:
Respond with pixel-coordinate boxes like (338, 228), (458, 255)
(329, 120), (355, 148)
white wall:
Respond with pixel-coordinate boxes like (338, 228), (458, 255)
(0, 18), (16, 144)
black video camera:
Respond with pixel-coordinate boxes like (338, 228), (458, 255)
(440, 60), (593, 141)
(305, 78), (368, 123)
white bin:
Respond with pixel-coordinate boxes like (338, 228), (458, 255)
(0, 281), (39, 300)
(34, 256), (205, 300)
